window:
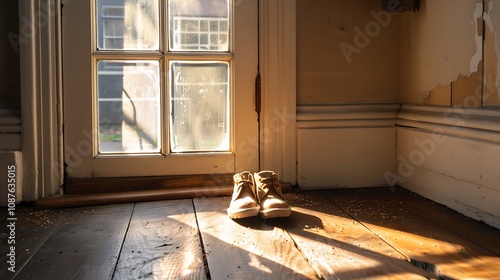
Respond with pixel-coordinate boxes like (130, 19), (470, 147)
(94, 0), (231, 154)
(63, 0), (258, 177)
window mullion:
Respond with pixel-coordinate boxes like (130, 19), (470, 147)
(93, 52), (163, 61)
(163, 52), (233, 62)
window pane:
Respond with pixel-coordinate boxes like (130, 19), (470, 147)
(170, 62), (230, 152)
(97, 61), (161, 153)
(96, 0), (159, 50)
(169, 0), (229, 51)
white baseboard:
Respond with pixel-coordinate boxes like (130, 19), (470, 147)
(400, 172), (500, 229)
(397, 104), (500, 228)
(297, 103), (399, 189)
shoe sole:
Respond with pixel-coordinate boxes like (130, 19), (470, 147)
(227, 206), (260, 219)
(259, 207), (292, 219)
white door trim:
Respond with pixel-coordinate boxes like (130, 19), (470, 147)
(259, 0), (297, 184)
(19, 0), (63, 201)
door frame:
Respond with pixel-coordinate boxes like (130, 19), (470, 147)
(19, 0), (297, 200)
(259, 0), (296, 184)
(19, 0), (63, 201)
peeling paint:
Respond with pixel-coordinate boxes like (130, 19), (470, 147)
(484, 0), (500, 106)
(425, 84), (451, 106)
(452, 70), (483, 107)
(471, 2), (483, 74)
(425, 68), (484, 107)
(423, 1), (487, 107)
(484, 1), (495, 33)
(401, 0), (483, 104)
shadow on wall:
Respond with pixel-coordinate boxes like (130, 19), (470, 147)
(0, 0), (21, 111)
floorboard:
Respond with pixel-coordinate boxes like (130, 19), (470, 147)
(14, 204), (134, 280)
(382, 187), (500, 256)
(277, 192), (437, 280)
(193, 196), (320, 279)
(0, 206), (69, 280)
(113, 200), (206, 280)
(324, 187), (500, 279)
(2, 188), (499, 279)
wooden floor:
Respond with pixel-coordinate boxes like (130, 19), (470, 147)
(1, 187), (499, 279)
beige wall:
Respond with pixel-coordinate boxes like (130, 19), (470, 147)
(298, 0), (500, 107)
(296, 0), (399, 190)
(297, 0), (400, 104)
(401, 0), (490, 106)
(0, 0), (21, 111)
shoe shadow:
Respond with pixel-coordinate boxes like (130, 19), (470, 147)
(266, 210), (324, 230)
(230, 210), (324, 233)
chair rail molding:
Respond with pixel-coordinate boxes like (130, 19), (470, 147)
(259, 0), (297, 184)
(297, 103), (401, 128)
(19, 0), (63, 201)
(398, 104), (500, 143)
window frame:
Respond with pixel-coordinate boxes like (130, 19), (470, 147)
(62, 0), (263, 178)
(91, 0), (234, 157)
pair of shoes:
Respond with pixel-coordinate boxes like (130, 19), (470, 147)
(227, 170), (291, 219)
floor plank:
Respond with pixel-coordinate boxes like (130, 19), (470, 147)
(15, 204), (134, 280)
(3, 188), (499, 279)
(193, 196), (320, 279)
(383, 187), (500, 256)
(276, 192), (437, 280)
(113, 200), (206, 280)
(324, 187), (500, 279)
(0, 206), (69, 280)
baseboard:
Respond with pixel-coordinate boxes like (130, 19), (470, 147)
(297, 103), (399, 189)
(396, 104), (500, 229)
(401, 178), (500, 229)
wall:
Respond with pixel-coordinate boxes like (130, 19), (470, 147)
(0, 1), (23, 203)
(297, 0), (500, 227)
(484, 0), (500, 106)
(0, 0), (21, 112)
(0, 0), (21, 151)
(398, 0), (500, 228)
(297, 0), (400, 104)
(401, 0), (484, 106)
(296, 0), (400, 189)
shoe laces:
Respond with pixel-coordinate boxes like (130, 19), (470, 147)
(257, 175), (284, 199)
(234, 178), (255, 199)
